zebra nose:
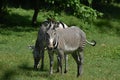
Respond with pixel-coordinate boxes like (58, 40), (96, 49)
(47, 43), (54, 50)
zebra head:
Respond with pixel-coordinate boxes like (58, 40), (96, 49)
(46, 29), (58, 50)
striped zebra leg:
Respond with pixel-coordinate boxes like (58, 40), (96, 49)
(56, 55), (60, 73)
(64, 54), (68, 73)
(72, 49), (84, 77)
(40, 49), (44, 70)
(48, 51), (54, 74)
(34, 56), (40, 70)
(77, 50), (84, 77)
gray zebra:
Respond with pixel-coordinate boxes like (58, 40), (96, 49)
(30, 20), (68, 70)
(46, 26), (96, 77)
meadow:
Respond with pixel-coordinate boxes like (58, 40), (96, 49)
(0, 7), (120, 80)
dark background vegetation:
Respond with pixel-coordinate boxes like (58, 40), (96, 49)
(0, 0), (120, 24)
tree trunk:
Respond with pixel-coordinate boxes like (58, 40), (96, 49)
(32, 0), (40, 26)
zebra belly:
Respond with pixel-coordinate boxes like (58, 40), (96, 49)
(64, 44), (79, 52)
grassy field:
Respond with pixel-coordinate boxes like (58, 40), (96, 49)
(0, 7), (120, 80)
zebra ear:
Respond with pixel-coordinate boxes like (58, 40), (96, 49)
(28, 45), (35, 50)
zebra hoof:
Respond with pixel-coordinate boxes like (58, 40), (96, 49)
(77, 72), (83, 77)
(64, 70), (67, 73)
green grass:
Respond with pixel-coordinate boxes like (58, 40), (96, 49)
(0, 7), (120, 80)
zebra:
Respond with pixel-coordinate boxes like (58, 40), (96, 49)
(30, 19), (68, 70)
(46, 26), (96, 77)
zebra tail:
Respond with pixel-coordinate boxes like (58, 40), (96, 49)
(86, 40), (96, 46)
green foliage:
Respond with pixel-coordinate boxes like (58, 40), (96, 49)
(42, 0), (103, 23)
(73, 4), (99, 22)
(43, 11), (59, 21)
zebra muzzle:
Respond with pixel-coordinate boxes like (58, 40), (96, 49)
(48, 39), (57, 50)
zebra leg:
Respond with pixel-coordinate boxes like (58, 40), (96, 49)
(58, 50), (64, 74)
(56, 53), (67, 73)
(48, 51), (54, 74)
(34, 56), (40, 70)
(77, 50), (84, 77)
(71, 51), (78, 76)
(72, 50), (83, 77)
(56, 55), (60, 73)
(40, 49), (44, 70)
(64, 54), (68, 73)
(31, 0), (39, 26)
